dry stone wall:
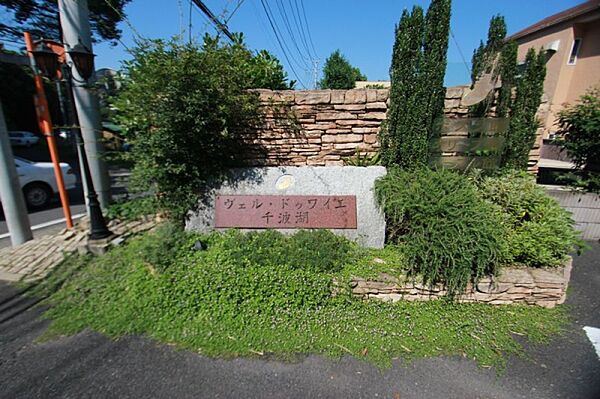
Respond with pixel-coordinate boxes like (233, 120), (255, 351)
(349, 257), (572, 308)
(244, 87), (544, 171)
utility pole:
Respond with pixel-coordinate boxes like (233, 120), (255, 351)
(0, 100), (33, 246)
(58, 0), (111, 208)
(190, 0), (235, 42)
(311, 58), (320, 89)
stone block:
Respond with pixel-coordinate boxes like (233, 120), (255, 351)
(316, 112), (356, 121)
(366, 89), (377, 102)
(322, 133), (362, 143)
(337, 119), (381, 127)
(334, 104), (366, 111)
(325, 129), (353, 134)
(304, 123), (336, 130)
(344, 89), (367, 104)
(334, 143), (363, 150)
(364, 134), (378, 144)
(256, 89), (295, 102)
(497, 268), (535, 285)
(444, 99), (460, 109)
(331, 90), (345, 104)
(376, 89), (389, 102)
(446, 86), (465, 99)
(366, 102), (387, 110)
(186, 166), (388, 248)
(360, 112), (387, 120)
(295, 90), (331, 105)
(352, 127), (379, 134)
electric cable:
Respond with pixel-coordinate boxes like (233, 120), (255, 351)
(259, 0), (306, 88)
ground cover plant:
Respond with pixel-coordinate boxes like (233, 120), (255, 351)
(31, 225), (566, 370)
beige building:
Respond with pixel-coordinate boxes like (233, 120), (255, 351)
(509, 0), (600, 139)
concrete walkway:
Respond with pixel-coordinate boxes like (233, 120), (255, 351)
(0, 216), (157, 282)
(0, 242), (598, 398)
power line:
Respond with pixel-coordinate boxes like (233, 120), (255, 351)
(274, 0), (310, 67)
(260, 0), (307, 72)
(259, 0), (306, 88)
(225, 0), (246, 24)
(450, 28), (471, 77)
(287, 0), (312, 60)
(190, 0), (235, 42)
(104, 0), (145, 41)
(298, 0), (317, 58)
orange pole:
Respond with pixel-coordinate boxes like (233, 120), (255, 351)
(24, 32), (73, 228)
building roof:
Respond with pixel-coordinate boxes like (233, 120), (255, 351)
(508, 0), (600, 40)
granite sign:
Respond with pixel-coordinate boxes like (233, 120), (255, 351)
(186, 166), (387, 248)
(215, 195), (357, 229)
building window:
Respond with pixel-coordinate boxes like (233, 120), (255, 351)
(568, 38), (582, 65)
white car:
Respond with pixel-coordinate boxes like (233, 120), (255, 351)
(15, 157), (77, 208)
(9, 131), (40, 147)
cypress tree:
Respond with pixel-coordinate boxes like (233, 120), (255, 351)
(423, 0), (452, 139)
(486, 15), (507, 53)
(380, 6), (426, 168)
(471, 40), (485, 86)
(496, 40), (518, 117)
(502, 48), (547, 170)
(380, 0), (451, 168)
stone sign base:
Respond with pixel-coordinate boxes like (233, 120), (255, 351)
(186, 166), (387, 248)
(349, 257), (573, 308)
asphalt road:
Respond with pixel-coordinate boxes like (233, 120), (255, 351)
(0, 243), (598, 398)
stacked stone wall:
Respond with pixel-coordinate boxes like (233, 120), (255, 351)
(349, 257), (572, 308)
(244, 87), (544, 171)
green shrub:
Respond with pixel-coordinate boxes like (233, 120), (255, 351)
(375, 167), (507, 297)
(105, 196), (158, 221)
(476, 171), (583, 266)
(555, 86), (600, 193)
(114, 35), (268, 222)
(215, 229), (359, 273)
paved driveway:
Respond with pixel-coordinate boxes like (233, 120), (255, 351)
(0, 243), (599, 399)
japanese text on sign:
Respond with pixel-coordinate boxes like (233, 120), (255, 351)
(215, 195), (357, 229)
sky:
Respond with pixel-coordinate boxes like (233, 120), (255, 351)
(92, 0), (585, 88)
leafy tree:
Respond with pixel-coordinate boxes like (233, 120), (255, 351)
(249, 49), (295, 90)
(501, 48), (546, 170)
(319, 49), (366, 89)
(0, 0), (132, 44)
(556, 87), (600, 191)
(380, 0), (451, 168)
(114, 35), (266, 221)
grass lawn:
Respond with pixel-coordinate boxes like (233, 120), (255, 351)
(29, 225), (568, 370)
